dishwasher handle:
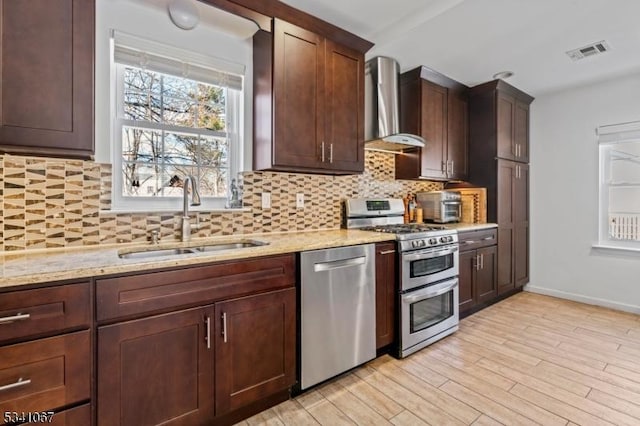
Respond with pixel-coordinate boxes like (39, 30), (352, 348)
(313, 256), (366, 272)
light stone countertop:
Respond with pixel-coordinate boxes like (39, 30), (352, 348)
(442, 223), (498, 232)
(0, 229), (396, 290)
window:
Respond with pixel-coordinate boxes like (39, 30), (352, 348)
(598, 121), (640, 250)
(110, 32), (244, 210)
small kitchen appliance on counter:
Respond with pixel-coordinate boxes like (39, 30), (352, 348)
(416, 190), (462, 223)
(344, 198), (460, 358)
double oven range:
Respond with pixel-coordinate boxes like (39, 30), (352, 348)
(345, 198), (460, 358)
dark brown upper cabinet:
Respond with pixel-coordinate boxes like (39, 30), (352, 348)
(253, 18), (365, 174)
(474, 80), (533, 164)
(396, 66), (469, 181)
(0, 0), (94, 159)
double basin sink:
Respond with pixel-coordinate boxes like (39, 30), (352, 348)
(118, 240), (268, 260)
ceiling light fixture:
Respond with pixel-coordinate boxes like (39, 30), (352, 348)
(168, 0), (200, 30)
(493, 71), (514, 80)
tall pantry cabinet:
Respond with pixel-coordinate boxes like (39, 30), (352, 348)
(467, 80), (534, 295)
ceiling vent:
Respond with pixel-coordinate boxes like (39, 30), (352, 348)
(566, 41), (611, 61)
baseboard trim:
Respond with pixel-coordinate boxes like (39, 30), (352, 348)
(524, 285), (640, 314)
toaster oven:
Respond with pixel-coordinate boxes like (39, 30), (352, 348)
(416, 191), (462, 223)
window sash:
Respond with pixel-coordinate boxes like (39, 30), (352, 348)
(598, 122), (640, 248)
(111, 62), (241, 211)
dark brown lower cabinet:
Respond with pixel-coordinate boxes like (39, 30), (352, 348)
(97, 288), (296, 425)
(215, 288), (296, 415)
(458, 229), (498, 316)
(375, 242), (397, 349)
(97, 307), (215, 426)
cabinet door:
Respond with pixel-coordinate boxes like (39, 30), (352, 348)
(497, 160), (515, 294)
(514, 100), (529, 162)
(420, 81), (448, 179)
(0, 0), (93, 159)
(458, 250), (476, 314)
(325, 40), (364, 172)
(375, 243), (396, 349)
(215, 288), (296, 415)
(447, 91), (468, 180)
(272, 19), (324, 169)
(514, 164), (529, 287)
(97, 307), (214, 426)
(496, 92), (515, 161)
(476, 245), (498, 303)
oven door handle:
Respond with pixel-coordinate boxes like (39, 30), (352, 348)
(403, 246), (458, 261)
(404, 280), (458, 303)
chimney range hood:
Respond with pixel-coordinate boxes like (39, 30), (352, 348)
(364, 56), (425, 153)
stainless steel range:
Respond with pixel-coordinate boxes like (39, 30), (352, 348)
(345, 198), (460, 358)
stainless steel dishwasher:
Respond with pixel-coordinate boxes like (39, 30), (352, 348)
(300, 244), (376, 390)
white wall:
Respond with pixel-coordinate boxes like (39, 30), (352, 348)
(528, 72), (640, 313)
(95, 0), (254, 170)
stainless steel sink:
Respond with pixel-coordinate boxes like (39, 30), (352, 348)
(194, 240), (268, 252)
(119, 247), (199, 259)
(118, 240), (268, 259)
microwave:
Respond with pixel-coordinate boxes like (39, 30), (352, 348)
(416, 191), (462, 223)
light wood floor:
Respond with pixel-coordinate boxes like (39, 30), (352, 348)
(239, 292), (640, 426)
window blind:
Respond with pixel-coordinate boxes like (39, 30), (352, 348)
(597, 121), (640, 144)
(111, 31), (243, 91)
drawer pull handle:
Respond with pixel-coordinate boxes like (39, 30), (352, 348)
(379, 250), (396, 255)
(0, 377), (31, 392)
(482, 236), (494, 241)
(464, 240), (476, 244)
(222, 313), (228, 343)
(0, 313), (30, 325)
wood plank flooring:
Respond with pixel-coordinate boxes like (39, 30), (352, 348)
(238, 292), (640, 426)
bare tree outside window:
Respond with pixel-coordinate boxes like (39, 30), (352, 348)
(120, 66), (230, 198)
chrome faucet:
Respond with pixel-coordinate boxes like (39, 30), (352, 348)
(181, 175), (201, 242)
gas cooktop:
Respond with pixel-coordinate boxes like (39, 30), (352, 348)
(359, 224), (447, 234)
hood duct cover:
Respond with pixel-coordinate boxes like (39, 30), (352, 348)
(364, 56), (425, 152)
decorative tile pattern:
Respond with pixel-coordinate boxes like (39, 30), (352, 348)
(0, 151), (474, 252)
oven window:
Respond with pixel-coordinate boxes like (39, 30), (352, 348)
(410, 253), (454, 278)
(410, 291), (454, 333)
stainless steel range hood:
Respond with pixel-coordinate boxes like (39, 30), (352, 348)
(364, 57), (425, 153)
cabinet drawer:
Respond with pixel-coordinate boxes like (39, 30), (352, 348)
(0, 283), (91, 345)
(96, 254), (296, 322)
(459, 228), (497, 251)
(0, 331), (90, 418)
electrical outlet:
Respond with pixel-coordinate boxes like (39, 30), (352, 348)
(296, 193), (305, 209)
(261, 192), (271, 209)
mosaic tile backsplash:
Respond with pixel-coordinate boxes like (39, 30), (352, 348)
(0, 151), (442, 252)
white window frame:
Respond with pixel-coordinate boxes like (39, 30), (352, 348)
(597, 121), (640, 251)
(109, 32), (244, 212)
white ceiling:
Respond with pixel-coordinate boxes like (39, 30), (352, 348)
(280, 0), (640, 96)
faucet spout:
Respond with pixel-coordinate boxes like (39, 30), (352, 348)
(181, 175), (201, 242)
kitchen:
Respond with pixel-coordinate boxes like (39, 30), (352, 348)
(0, 0), (639, 425)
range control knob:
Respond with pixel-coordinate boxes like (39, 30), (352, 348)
(419, 240), (426, 247)
(429, 238), (438, 245)
(440, 237), (447, 243)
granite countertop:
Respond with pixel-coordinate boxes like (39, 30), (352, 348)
(0, 229), (396, 290)
(442, 223), (498, 232)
